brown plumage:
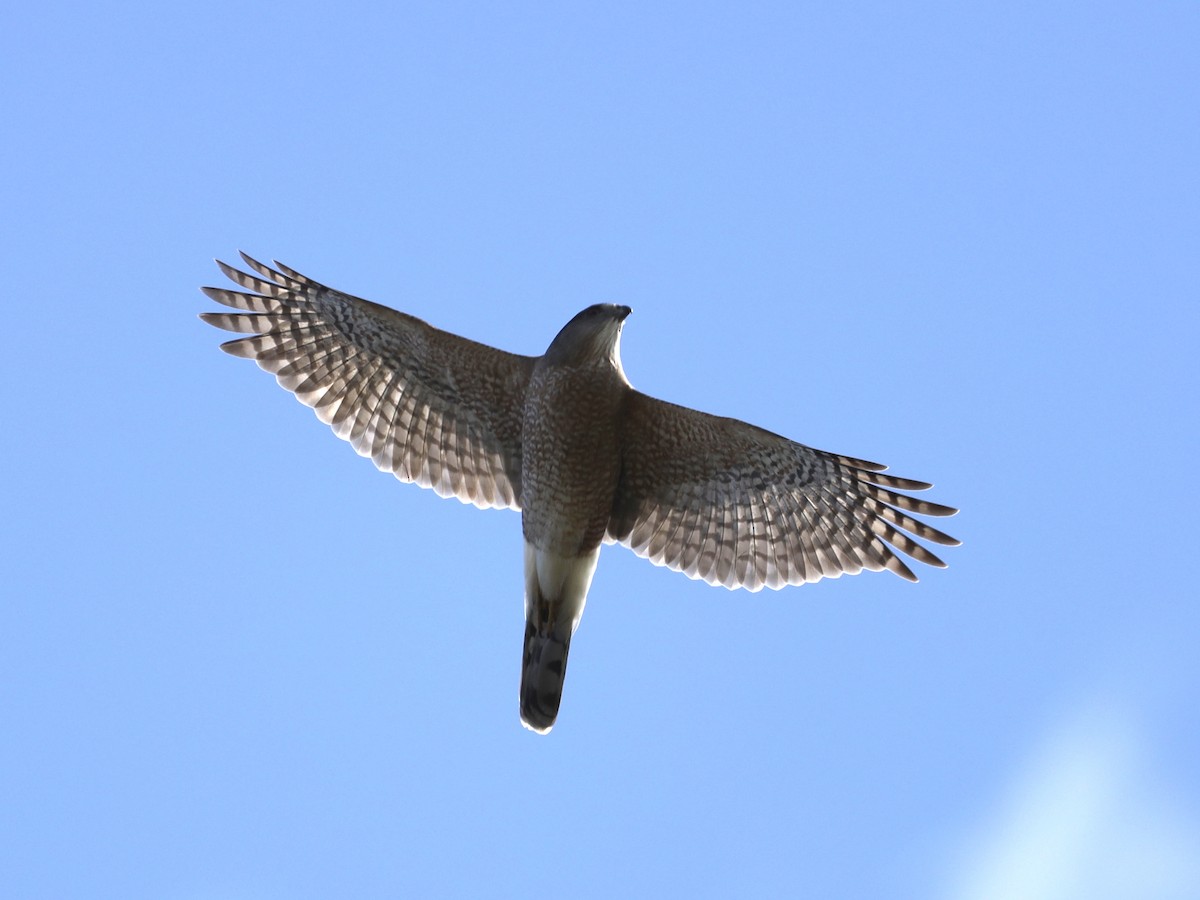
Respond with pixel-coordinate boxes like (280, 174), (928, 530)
(201, 254), (959, 732)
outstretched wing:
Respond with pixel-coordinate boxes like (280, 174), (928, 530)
(607, 392), (959, 591)
(200, 254), (535, 510)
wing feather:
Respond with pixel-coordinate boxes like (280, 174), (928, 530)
(201, 255), (534, 510)
(608, 392), (958, 590)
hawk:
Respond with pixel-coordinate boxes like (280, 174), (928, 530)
(201, 254), (959, 733)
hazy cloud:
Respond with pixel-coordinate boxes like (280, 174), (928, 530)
(946, 704), (1200, 900)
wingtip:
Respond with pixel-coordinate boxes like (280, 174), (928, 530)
(217, 337), (256, 357)
(885, 553), (919, 582)
(238, 249), (265, 270)
(214, 257), (240, 279)
(924, 501), (959, 518)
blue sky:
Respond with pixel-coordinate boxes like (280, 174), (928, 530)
(2, 3), (1197, 898)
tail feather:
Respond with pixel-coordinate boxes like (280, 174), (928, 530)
(520, 542), (598, 734)
(520, 623), (572, 734)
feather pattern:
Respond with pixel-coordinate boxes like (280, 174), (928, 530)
(200, 254), (535, 510)
(607, 393), (960, 591)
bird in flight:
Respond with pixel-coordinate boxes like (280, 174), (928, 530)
(201, 254), (959, 733)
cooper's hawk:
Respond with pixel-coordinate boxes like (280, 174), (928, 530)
(201, 254), (959, 733)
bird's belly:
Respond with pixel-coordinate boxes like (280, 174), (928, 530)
(520, 399), (622, 555)
(520, 452), (620, 555)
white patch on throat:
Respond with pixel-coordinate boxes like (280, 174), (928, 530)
(610, 326), (631, 387)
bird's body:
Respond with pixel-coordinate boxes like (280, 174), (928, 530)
(518, 305), (630, 731)
(202, 255), (959, 732)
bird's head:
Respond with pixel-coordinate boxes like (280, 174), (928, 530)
(543, 304), (632, 378)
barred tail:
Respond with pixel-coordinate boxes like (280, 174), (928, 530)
(520, 622), (572, 734)
(519, 542), (598, 734)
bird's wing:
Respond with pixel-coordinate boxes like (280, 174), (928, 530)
(607, 392), (959, 591)
(201, 254), (535, 510)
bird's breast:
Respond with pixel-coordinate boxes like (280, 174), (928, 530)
(520, 366), (626, 555)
